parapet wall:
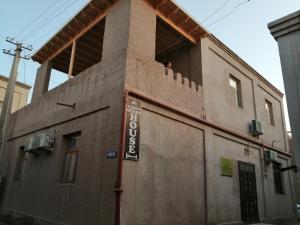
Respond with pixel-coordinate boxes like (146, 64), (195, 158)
(125, 59), (203, 116)
(7, 60), (125, 140)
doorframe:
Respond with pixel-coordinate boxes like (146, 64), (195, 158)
(238, 161), (260, 224)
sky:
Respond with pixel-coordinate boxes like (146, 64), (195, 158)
(1, 0), (300, 131)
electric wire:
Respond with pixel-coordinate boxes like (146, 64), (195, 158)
(21, 0), (76, 42)
(31, 0), (85, 46)
(206, 0), (251, 28)
(21, 0), (82, 42)
(13, 0), (65, 39)
(201, 0), (231, 24)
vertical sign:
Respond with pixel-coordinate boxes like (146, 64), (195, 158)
(124, 99), (141, 160)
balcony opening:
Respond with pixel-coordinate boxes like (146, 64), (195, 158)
(47, 18), (105, 90)
(155, 17), (202, 86)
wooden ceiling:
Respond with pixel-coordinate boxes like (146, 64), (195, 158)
(32, 0), (115, 64)
(51, 20), (105, 76)
(32, 0), (208, 71)
(156, 17), (191, 61)
(146, 0), (207, 43)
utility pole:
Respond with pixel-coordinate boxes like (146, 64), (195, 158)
(0, 38), (32, 156)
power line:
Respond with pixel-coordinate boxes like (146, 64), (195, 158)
(206, 0), (251, 28)
(201, 0), (231, 24)
(31, 0), (85, 45)
(13, 0), (65, 39)
(21, 0), (81, 42)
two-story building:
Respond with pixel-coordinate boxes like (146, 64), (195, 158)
(0, 0), (297, 225)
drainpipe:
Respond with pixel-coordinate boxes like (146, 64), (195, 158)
(261, 142), (268, 220)
(114, 90), (128, 225)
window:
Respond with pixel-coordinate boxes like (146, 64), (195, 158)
(229, 75), (243, 108)
(273, 162), (284, 194)
(15, 147), (27, 182)
(265, 100), (275, 126)
(61, 132), (81, 183)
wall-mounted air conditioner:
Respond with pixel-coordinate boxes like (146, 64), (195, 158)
(24, 133), (54, 153)
(264, 150), (278, 163)
(250, 120), (263, 136)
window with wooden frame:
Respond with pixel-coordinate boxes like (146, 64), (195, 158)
(273, 162), (284, 194)
(61, 132), (81, 184)
(229, 75), (243, 108)
(265, 99), (275, 126)
(15, 146), (27, 182)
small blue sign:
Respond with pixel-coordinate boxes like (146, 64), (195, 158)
(106, 151), (117, 159)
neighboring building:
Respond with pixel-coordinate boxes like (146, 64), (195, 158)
(0, 1), (296, 225)
(0, 75), (31, 113)
(269, 10), (300, 204)
(287, 133), (300, 204)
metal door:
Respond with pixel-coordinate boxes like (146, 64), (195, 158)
(238, 161), (259, 224)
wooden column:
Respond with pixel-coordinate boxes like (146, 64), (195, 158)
(68, 41), (76, 78)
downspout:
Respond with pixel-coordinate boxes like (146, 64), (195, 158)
(114, 90), (128, 225)
(261, 142), (268, 221)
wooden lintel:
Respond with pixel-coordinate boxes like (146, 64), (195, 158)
(47, 8), (109, 62)
(156, 11), (196, 44)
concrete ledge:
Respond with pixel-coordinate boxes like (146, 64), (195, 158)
(268, 10), (300, 40)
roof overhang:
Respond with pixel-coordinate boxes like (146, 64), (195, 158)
(32, 0), (209, 64)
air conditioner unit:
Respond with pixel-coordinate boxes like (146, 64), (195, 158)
(250, 120), (263, 136)
(25, 133), (54, 153)
(24, 136), (34, 151)
(264, 150), (278, 163)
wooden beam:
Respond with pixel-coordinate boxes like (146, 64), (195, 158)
(68, 41), (76, 78)
(73, 18), (84, 31)
(60, 30), (73, 40)
(156, 11), (196, 44)
(167, 8), (179, 18)
(178, 16), (190, 27)
(187, 25), (199, 35)
(46, 7), (109, 62)
(155, 0), (167, 9)
(89, 2), (102, 13)
(81, 10), (94, 22)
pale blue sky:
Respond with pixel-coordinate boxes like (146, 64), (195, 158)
(1, 0), (300, 130)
